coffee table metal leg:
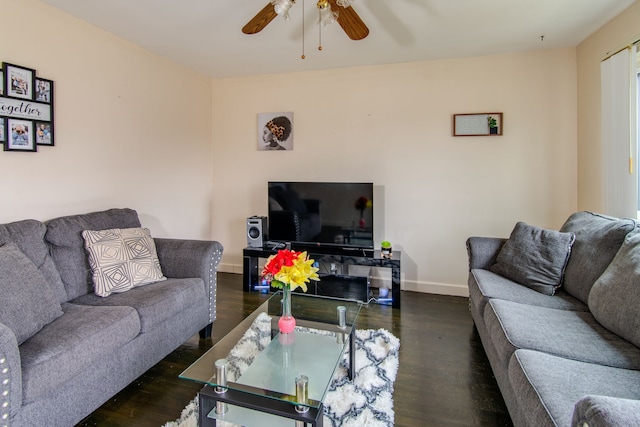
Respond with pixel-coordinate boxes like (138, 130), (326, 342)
(198, 391), (216, 426)
(198, 384), (324, 426)
(349, 326), (356, 381)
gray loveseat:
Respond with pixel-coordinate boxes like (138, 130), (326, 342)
(0, 208), (223, 427)
(467, 211), (640, 427)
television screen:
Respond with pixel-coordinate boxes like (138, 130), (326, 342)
(268, 181), (374, 249)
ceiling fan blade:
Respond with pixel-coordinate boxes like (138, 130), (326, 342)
(242, 3), (279, 35)
(327, 0), (369, 40)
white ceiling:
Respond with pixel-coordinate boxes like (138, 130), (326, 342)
(38, 0), (635, 78)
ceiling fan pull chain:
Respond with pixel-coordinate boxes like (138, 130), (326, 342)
(301, 0), (306, 59)
(318, 7), (323, 51)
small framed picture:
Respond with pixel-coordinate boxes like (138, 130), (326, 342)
(6, 118), (36, 152)
(35, 78), (53, 103)
(0, 70), (4, 95)
(35, 121), (53, 146)
(4, 63), (35, 100)
(258, 112), (294, 151)
(0, 118), (5, 143)
(453, 112), (503, 136)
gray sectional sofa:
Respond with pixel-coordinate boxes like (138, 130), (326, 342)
(0, 208), (223, 427)
(467, 211), (640, 426)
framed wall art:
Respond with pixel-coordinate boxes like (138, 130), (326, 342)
(5, 63), (35, 100)
(6, 118), (35, 151)
(258, 112), (293, 151)
(0, 61), (55, 152)
(453, 112), (503, 136)
(35, 121), (53, 146)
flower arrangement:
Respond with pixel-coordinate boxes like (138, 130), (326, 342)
(261, 249), (319, 292)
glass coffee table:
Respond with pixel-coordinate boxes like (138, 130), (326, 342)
(179, 291), (362, 427)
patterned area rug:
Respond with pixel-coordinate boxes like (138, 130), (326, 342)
(163, 313), (400, 427)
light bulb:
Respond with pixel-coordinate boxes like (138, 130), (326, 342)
(336, 0), (354, 7)
(273, 0), (293, 18)
(318, 6), (338, 26)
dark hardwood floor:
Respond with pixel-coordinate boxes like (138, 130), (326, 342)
(77, 273), (512, 427)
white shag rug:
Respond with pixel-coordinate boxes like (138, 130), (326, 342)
(163, 313), (400, 427)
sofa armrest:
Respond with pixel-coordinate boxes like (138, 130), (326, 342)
(154, 238), (223, 323)
(466, 237), (507, 271)
(0, 323), (22, 421)
(572, 395), (640, 427)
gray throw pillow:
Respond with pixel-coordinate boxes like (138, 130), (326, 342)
(560, 211), (637, 304)
(490, 221), (575, 295)
(45, 208), (142, 300)
(0, 242), (64, 344)
(589, 230), (640, 347)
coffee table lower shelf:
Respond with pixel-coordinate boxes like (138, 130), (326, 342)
(199, 384), (324, 427)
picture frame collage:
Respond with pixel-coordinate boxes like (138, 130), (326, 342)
(0, 62), (54, 152)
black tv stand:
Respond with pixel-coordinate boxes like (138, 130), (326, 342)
(289, 243), (375, 258)
(243, 246), (401, 308)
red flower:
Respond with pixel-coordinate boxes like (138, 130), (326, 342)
(262, 249), (300, 276)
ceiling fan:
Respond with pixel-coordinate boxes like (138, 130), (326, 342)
(242, 0), (369, 41)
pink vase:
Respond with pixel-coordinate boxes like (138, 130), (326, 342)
(279, 286), (296, 334)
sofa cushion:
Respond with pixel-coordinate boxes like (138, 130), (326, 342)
(509, 349), (640, 427)
(589, 230), (640, 347)
(0, 242), (64, 344)
(572, 395), (640, 427)
(560, 211), (636, 304)
(45, 208), (142, 300)
(0, 219), (67, 302)
(485, 299), (640, 370)
(469, 269), (588, 318)
(490, 221), (575, 295)
(71, 277), (204, 333)
(19, 302), (140, 403)
(82, 227), (166, 297)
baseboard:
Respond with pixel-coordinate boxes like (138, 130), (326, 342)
(217, 263), (469, 297)
(218, 262), (243, 274)
(401, 280), (469, 297)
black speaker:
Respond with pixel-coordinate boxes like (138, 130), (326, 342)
(246, 216), (267, 248)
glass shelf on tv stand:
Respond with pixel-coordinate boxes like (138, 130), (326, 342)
(243, 246), (401, 309)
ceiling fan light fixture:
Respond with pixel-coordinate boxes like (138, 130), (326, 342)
(336, 0), (354, 8)
(318, 2), (338, 26)
(272, 0), (295, 20)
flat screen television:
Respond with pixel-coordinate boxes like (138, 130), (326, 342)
(268, 181), (374, 252)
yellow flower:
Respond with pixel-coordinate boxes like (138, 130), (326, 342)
(273, 251), (319, 292)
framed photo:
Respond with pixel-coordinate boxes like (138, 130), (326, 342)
(453, 112), (503, 136)
(0, 118), (5, 142)
(258, 112), (293, 151)
(35, 78), (53, 103)
(4, 63), (35, 100)
(0, 70), (3, 95)
(6, 118), (36, 152)
(35, 121), (53, 146)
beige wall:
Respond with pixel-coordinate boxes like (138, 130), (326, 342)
(0, 0), (213, 239)
(211, 49), (578, 295)
(3, 0), (583, 296)
(577, 1), (640, 212)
